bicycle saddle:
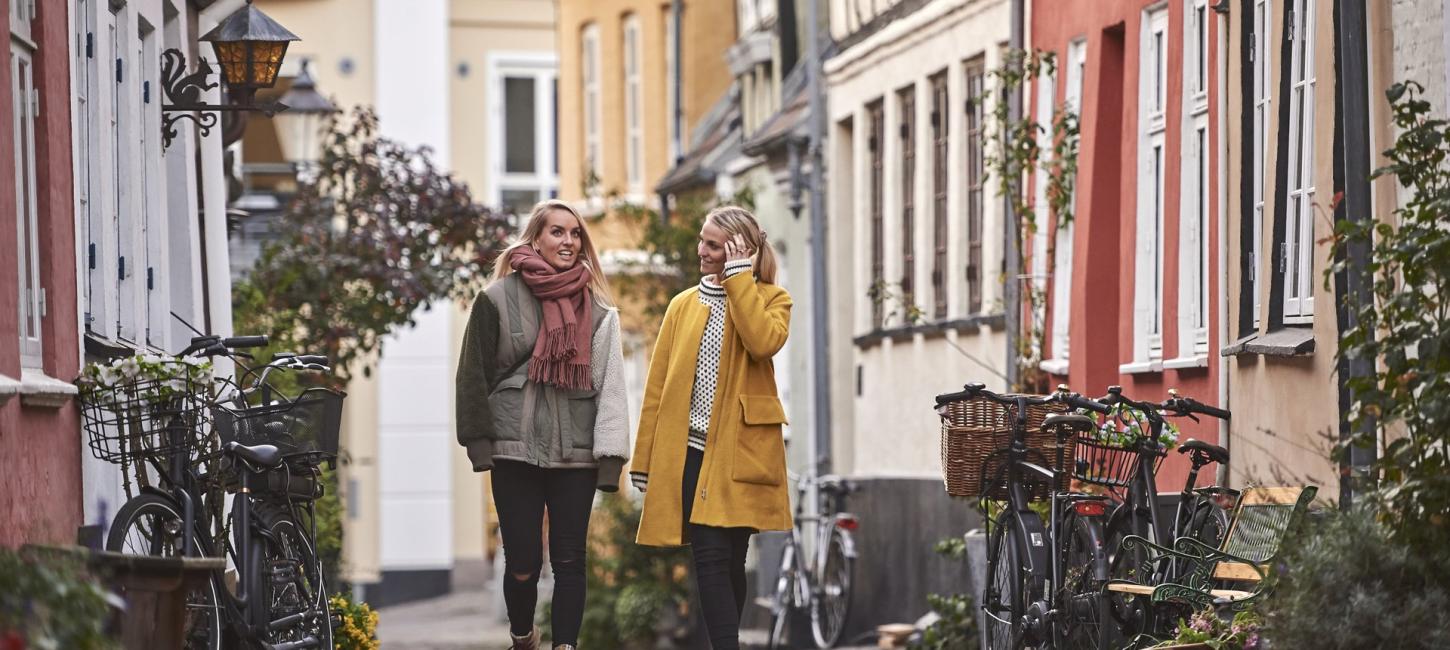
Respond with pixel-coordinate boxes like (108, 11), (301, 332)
(1177, 438), (1229, 464)
(817, 475), (857, 494)
(226, 440), (284, 469)
(1041, 413), (1096, 432)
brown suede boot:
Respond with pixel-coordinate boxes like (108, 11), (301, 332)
(508, 626), (540, 650)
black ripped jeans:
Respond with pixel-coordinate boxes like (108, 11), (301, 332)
(491, 459), (596, 646)
(682, 446), (753, 650)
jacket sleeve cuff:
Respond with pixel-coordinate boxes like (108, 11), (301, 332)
(596, 457), (626, 492)
(464, 438), (495, 472)
(723, 259), (753, 278)
(629, 471), (648, 493)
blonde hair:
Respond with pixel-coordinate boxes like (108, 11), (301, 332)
(492, 199), (615, 307)
(705, 205), (778, 284)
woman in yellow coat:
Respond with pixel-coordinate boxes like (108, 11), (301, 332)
(629, 205), (792, 649)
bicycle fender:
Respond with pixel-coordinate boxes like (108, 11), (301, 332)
(831, 526), (858, 559)
(1078, 516), (1111, 582)
(137, 485), (178, 505)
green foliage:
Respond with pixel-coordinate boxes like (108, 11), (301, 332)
(329, 592), (380, 650)
(1330, 80), (1450, 551)
(0, 549), (119, 650)
(233, 107), (513, 384)
(1153, 608), (1263, 650)
(1262, 507), (1450, 649)
(912, 537), (978, 650)
(314, 465), (344, 587)
(983, 49), (1081, 392)
(541, 493), (692, 649)
(610, 189), (756, 322)
(867, 280), (926, 327)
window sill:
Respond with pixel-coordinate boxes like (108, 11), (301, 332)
(1220, 327), (1314, 358)
(0, 373), (20, 407)
(1039, 359), (1070, 376)
(1118, 360), (1164, 374)
(18, 368), (78, 409)
(1163, 355), (1208, 370)
(854, 312), (1005, 349)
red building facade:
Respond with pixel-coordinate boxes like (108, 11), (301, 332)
(1033, 0), (1223, 487)
(0, 0), (84, 546)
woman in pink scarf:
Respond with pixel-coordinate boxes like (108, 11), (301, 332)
(455, 200), (629, 650)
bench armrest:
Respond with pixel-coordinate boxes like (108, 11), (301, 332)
(1171, 537), (1272, 580)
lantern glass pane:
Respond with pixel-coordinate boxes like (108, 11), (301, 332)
(212, 41), (249, 85)
(252, 41), (287, 87)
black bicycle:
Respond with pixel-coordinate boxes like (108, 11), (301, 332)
(934, 383), (1112, 650)
(80, 332), (343, 650)
(1086, 386), (1235, 639)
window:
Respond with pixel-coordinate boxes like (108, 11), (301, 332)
(1179, 0), (1210, 358)
(898, 86), (916, 304)
(1283, 0), (1315, 322)
(868, 100), (885, 329)
(581, 24), (601, 194)
(1031, 67), (1056, 302)
(13, 2), (42, 367)
(622, 15), (643, 197)
(1131, 7), (1169, 368)
(1049, 39), (1087, 368)
(964, 57), (986, 314)
(495, 56), (559, 216)
(1251, 0), (1271, 326)
(930, 72), (949, 320)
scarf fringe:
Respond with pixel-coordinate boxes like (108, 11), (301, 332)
(529, 358), (592, 391)
(539, 323), (579, 360)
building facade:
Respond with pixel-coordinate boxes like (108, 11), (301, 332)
(1032, 0), (1225, 489)
(823, 0), (1010, 636)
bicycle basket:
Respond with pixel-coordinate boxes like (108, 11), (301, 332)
(938, 394), (1074, 500)
(79, 363), (212, 464)
(1073, 433), (1164, 489)
(212, 388), (345, 456)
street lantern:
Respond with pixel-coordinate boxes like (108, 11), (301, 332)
(160, 0), (300, 150)
(274, 59), (338, 171)
(200, 0), (299, 106)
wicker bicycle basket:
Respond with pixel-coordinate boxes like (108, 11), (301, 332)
(79, 369), (212, 464)
(212, 387), (345, 457)
(938, 394), (1074, 500)
(1072, 433), (1165, 488)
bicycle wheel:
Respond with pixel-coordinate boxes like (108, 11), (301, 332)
(982, 513), (1027, 650)
(107, 493), (224, 650)
(810, 530), (854, 648)
(767, 543), (797, 650)
(250, 504), (333, 649)
(1188, 501), (1230, 550)
(1057, 512), (1109, 650)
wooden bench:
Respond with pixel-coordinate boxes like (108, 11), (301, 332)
(1105, 485), (1317, 613)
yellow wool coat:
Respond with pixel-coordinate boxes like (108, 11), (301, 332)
(631, 271), (793, 547)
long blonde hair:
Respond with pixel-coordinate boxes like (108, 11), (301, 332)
(705, 205), (779, 284)
(492, 199), (616, 306)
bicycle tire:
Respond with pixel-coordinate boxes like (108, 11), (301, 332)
(107, 493), (224, 650)
(249, 504), (333, 649)
(982, 513), (1027, 650)
(810, 530), (853, 648)
(1187, 501), (1230, 550)
(1057, 511), (1109, 650)
(767, 543), (797, 650)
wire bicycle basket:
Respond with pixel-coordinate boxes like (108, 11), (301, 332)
(78, 359), (214, 464)
(212, 387), (345, 457)
(1072, 405), (1173, 488)
(937, 393), (1073, 500)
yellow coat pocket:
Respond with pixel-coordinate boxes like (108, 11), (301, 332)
(732, 395), (787, 486)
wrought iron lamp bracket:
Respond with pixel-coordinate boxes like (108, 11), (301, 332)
(159, 48), (285, 150)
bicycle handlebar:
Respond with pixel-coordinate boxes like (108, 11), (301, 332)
(1165, 394), (1231, 420)
(933, 382), (1109, 414)
(1098, 386), (1231, 421)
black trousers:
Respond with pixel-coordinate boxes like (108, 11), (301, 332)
(492, 459), (596, 645)
(682, 446), (753, 650)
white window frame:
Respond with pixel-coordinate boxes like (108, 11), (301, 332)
(13, 7), (43, 368)
(74, 0), (104, 336)
(1046, 39), (1087, 374)
(1251, 0), (1271, 327)
(487, 52), (559, 215)
(1127, 6), (1169, 372)
(580, 24), (601, 198)
(1031, 66), (1055, 364)
(139, 20), (166, 347)
(1282, 0), (1315, 323)
(1175, 0), (1211, 364)
(665, 8), (679, 164)
(623, 14), (644, 200)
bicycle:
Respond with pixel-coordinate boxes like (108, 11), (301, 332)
(934, 383), (1112, 650)
(763, 471), (860, 649)
(79, 332), (343, 650)
(1085, 386), (1235, 640)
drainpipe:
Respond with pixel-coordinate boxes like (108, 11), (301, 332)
(1215, 1), (1231, 487)
(673, 0), (684, 166)
(806, 0), (831, 479)
(1003, 0), (1025, 389)
(1335, 0), (1376, 507)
